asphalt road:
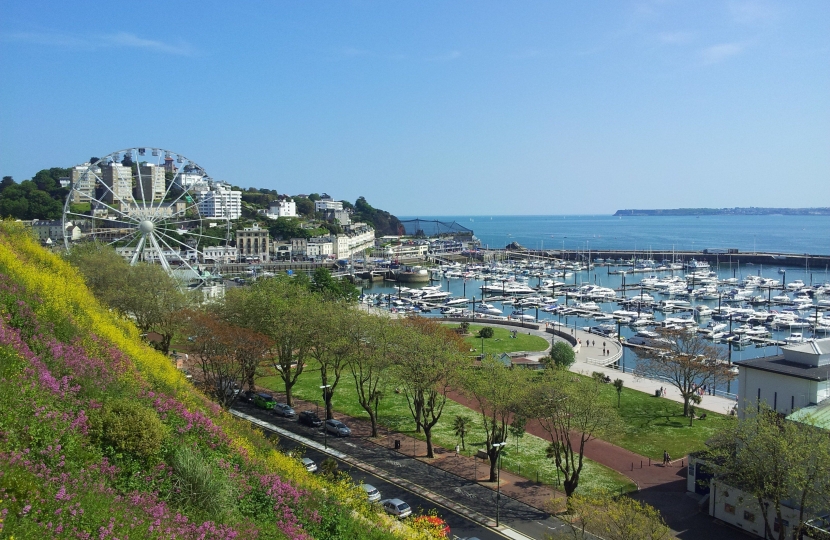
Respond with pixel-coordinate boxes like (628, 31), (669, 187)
(234, 402), (574, 540)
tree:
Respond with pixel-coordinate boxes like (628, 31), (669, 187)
(454, 415), (472, 451)
(311, 267), (359, 302)
(308, 303), (353, 420)
(545, 342), (575, 369)
(462, 357), (530, 482)
(708, 405), (830, 540)
(509, 415), (527, 454)
(225, 275), (316, 406)
(528, 369), (621, 497)
(478, 326), (494, 339)
(613, 379), (624, 408)
(64, 242), (130, 307)
(635, 328), (733, 416)
(549, 492), (674, 540)
(347, 312), (395, 437)
(185, 309), (272, 408)
(394, 317), (468, 458)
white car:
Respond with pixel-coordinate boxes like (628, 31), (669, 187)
(360, 483), (381, 502)
(301, 457), (317, 473)
(381, 498), (412, 519)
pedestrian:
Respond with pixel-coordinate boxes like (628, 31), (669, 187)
(666, 452), (671, 465)
(455, 444), (459, 457)
(592, 340), (595, 347)
(662, 450), (668, 465)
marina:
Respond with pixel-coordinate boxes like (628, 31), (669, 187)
(356, 254), (830, 398)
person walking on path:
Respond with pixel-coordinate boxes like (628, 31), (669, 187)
(455, 444), (459, 457)
(663, 450), (669, 466)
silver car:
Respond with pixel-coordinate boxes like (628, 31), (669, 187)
(325, 419), (351, 437)
(301, 457), (317, 473)
(380, 498), (411, 519)
(360, 483), (381, 502)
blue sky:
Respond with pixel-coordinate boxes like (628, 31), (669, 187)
(1, 1), (827, 215)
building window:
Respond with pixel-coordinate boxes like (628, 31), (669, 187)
(724, 504), (735, 515)
(744, 511), (755, 523)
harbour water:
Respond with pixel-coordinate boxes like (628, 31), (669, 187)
(361, 214), (830, 398)
(399, 214), (830, 256)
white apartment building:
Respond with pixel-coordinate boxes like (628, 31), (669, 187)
(196, 183), (242, 220)
(735, 338), (830, 417)
(175, 172), (207, 190)
(332, 223), (375, 258)
(267, 199), (297, 218)
(202, 245), (237, 264)
(307, 237), (334, 258)
(314, 195), (343, 212)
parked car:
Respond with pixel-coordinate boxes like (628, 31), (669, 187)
(253, 393), (276, 410)
(325, 419), (351, 437)
(360, 483), (381, 502)
(301, 457), (317, 473)
(298, 410), (323, 427)
(237, 390), (256, 404)
(273, 403), (295, 418)
(380, 498), (412, 519)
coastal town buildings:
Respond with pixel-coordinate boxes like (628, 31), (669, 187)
(236, 224), (271, 262)
(267, 198), (297, 218)
(196, 183), (242, 220)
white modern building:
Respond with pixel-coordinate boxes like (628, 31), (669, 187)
(314, 194), (343, 212)
(735, 338), (830, 417)
(196, 183), (242, 220)
(267, 199), (297, 218)
(175, 172), (208, 190)
(202, 245), (237, 264)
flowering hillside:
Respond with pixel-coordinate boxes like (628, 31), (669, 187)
(0, 222), (437, 539)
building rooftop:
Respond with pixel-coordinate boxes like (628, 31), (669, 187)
(735, 355), (830, 381)
(787, 399), (830, 430)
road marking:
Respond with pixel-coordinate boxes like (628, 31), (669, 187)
(453, 487), (477, 500)
(384, 459), (403, 467)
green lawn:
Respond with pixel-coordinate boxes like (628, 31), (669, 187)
(450, 324), (550, 356)
(259, 361), (636, 497)
(580, 374), (736, 460)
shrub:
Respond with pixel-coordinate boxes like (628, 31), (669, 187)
(477, 327), (494, 339)
(548, 341), (575, 369)
(170, 444), (236, 518)
(90, 399), (165, 462)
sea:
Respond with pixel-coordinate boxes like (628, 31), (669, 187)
(398, 214), (830, 256)
(358, 214), (830, 399)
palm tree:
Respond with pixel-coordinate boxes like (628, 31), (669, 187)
(453, 415), (471, 450)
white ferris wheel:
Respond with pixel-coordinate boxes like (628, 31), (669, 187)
(62, 147), (231, 286)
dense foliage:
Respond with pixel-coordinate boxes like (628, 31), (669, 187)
(0, 222), (438, 539)
(352, 197), (402, 236)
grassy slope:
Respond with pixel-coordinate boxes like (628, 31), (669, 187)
(454, 324), (550, 356)
(581, 374), (734, 460)
(0, 224), (427, 540)
(260, 362), (637, 497)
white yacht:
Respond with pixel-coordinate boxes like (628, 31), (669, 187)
(475, 303), (503, 316)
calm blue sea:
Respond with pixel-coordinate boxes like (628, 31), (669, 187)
(398, 215), (830, 256)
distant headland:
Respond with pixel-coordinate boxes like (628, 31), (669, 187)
(613, 207), (830, 216)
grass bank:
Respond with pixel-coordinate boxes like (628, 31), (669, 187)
(452, 324), (550, 356)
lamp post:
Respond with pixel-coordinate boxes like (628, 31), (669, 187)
(492, 441), (507, 526)
(320, 384), (331, 449)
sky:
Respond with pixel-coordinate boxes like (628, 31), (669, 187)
(1, 1), (828, 216)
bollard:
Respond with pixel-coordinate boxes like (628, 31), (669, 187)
(631, 462), (634, 471)
(641, 460), (643, 468)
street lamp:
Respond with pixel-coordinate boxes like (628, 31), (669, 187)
(492, 441), (507, 526)
(320, 384), (331, 449)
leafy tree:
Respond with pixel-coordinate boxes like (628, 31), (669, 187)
(185, 309), (272, 408)
(347, 312), (395, 437)
(0, 180), (63, 219)
(544, 342), (575, 369)
(294, 197), (315, 216)
(509, 415), (527, 454)
(462, 357), (531, 481)
(708, 405), (830, 540)
(394, 317), (469, 458)
(478, 326), (494, 339)
(311, 267), (359, 302)
(613, 379), (624, 407)
(636, 328), (733, 416)
(528, 369), (621, 497)
(64, 242), (130, 307)
(268, 216), (310, 240)
(308, 193), (321, 201)
(1, 176), (15, 191)
(225, 275), (316, 406)
(308, 303), (353, 420)
(549, 492), (673, 540)
(453, 415), (472, 450)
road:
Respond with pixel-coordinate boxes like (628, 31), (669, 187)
(234, 402), (575, 540)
